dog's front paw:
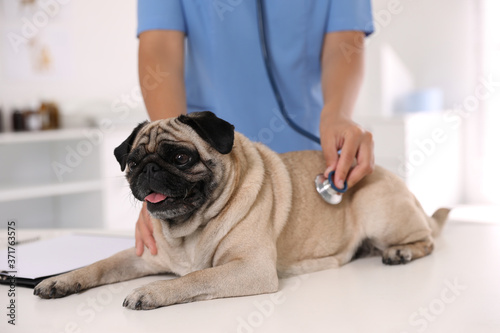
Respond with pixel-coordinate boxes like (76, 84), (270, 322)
(382, 247), (412, 265)
(34, 275), (82, 299)
(123, 285), (163, 310)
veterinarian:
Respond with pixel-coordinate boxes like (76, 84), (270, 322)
(134, 0), (375, 256)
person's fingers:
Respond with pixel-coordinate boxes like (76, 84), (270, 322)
(134, 203), (158, 256)
(144, 206), (154, 234)
(333, 130), (361, 189)
(135, 221), (145, 256)
(345, 133), (374, 188)
(323, 141), (340, 178)
(139, 205), (158, 255)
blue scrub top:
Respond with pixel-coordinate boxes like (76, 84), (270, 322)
(138, 0), (374, 153)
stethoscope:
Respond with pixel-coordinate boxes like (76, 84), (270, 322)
(256, 0), (348, 205)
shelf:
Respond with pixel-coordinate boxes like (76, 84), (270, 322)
(0, 180), (103, 202)
(0, 128), (96, 145)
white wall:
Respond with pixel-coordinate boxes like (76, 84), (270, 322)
(479, 0), (500, 205)
(355, 0), (481, 207)
(0, 0), (142, 120)
(356, 0), (480, 117)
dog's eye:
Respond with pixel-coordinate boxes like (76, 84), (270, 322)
(128, 161), (137, 171)
(174, 153), (191, 166)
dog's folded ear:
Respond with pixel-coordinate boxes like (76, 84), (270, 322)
(114, 121), (149, 171)
(178, 111), (235, 154)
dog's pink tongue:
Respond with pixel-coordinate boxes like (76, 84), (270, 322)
(145, 193), (167, 203)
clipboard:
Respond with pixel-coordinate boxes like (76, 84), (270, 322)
(0, 233), (134, 288)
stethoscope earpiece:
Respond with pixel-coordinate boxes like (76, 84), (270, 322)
(315, 171), (347, 205)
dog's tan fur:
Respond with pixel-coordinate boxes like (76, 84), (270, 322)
(34, 117), (449, 310)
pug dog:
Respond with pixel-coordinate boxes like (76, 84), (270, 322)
(34, 111), (450, 310)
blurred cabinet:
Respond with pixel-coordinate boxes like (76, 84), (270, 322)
(0, 127), (140, 229)
(357, 111), (462, 213)
(0, 129), (103, 228)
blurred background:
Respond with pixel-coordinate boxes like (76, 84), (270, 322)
(0, 0), (498, 230)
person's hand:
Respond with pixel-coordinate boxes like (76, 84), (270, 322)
(320, 111), (375, 190)
(135, 201), (158, 256)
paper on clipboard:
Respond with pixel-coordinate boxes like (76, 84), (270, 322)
(0, 234), (134, 287)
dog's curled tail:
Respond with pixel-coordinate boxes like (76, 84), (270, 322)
(429, 208), (451, 237)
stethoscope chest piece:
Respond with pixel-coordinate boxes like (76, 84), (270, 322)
(315, 171), (347, 205)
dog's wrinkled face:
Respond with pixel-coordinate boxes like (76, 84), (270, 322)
(126, 137), (206, 220)
(114, 111), (235, 224)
